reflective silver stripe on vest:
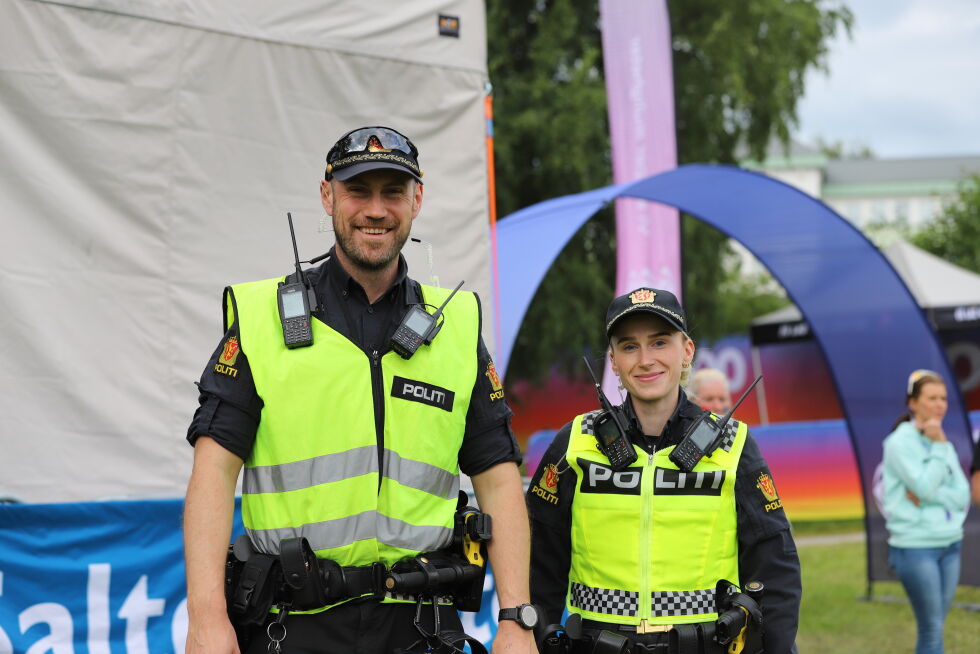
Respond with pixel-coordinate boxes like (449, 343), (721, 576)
(242, 446), (376, 495)
(383, 449), (459, 499)
(650, 588), (716, 617)
(571, 582), (639, 617)
(571, 583), (716, 618)
(246, 511), (453, 555)
(378, 513), (453, 552)
(247, 510), (378, 555)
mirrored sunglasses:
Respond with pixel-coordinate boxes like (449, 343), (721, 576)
(328, 126), (417, 163)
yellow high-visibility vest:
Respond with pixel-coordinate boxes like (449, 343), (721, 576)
(565, 410), (747, 626)
(228, 277), (478, 607)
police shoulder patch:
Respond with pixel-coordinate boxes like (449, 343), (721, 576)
(214, 335), (241, 378)
(486, 361), (504, 402)
(542, 463), (560, 493)
(756, 471), (783, 512)
(530, 462), (561, 506)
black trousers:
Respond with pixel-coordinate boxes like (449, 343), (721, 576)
(244, 599), (463, 654)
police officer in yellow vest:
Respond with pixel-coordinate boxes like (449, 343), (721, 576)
(183, 126), (538, 654)
(527, 288), (802, 653)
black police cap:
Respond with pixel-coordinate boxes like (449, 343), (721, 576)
(605, 287), (688, 339)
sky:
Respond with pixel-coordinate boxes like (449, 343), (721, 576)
(794, 0), (980, 159)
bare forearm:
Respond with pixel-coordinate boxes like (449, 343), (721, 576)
(184, 437), (242, 620)
(473, 462), (531, 608)
(972, 470), (980, 506)
(473, 462), (538, 653)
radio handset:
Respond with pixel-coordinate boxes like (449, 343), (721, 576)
(390, 280), (464, 359)
(278, 212), (316, 349)
(669, 375), (762, 472)
(582, 356), (637, 471)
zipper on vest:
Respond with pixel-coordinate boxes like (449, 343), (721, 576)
(371, 349), (384, 493)
(639, 450), (655, 623)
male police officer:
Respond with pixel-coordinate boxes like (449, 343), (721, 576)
(527, 288), (801, 653)
(184, 126), (537, 654)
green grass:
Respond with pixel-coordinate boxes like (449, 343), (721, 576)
(798, 538), (980, 653)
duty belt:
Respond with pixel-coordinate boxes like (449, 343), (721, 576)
(226, 535), (477, 620)
(576, 619), (724, 654)
(582, 619), (677, 634)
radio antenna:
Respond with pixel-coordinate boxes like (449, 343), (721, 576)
(582, 355), (631, 436)
(421, 280), (464, 344)
(287, 212), (318, 311)
(287, 212), (304, 281)
(430, 280), (464, 322)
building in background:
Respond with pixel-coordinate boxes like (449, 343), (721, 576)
(743, 141), (980, 231)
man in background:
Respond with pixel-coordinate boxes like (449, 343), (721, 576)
(688, 367), (732, 415)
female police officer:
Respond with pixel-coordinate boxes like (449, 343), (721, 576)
(527, 288), (801, 653)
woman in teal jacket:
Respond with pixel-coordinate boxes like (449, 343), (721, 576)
(882, 369), (970, 654)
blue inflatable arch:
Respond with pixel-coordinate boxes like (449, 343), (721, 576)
(496, 164), (977, 585)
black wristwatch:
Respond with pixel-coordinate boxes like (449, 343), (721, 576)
(498, 603), (539, 630)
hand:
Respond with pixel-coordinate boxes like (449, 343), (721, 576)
(906, 489), (920, 506)
(185, 614), (240, 654)
(916, 417), (946, 442)
(491, 619), (539, 653)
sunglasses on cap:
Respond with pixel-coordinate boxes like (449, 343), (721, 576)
(327, 126), (418, 163)
(907, 369), (941, 396)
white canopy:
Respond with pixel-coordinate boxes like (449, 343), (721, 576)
(0, 0), (492, 503)
(753, 239), (980, 330)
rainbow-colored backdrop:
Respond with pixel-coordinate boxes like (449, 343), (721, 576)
(512, 372), (979, 522)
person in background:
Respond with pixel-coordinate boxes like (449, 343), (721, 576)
(687, 367), (732, 415)
(882, 369), (970, 654)
(972, 436), (980, 506)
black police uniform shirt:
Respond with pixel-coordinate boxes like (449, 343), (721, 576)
(526, 389), (802, 654)
(187, 248), (521, 476)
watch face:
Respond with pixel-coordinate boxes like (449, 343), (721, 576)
(519, 604), (538, 628)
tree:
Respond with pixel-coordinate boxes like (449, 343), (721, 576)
(909, 174), (980, 274)
(815, 137), (874, 160)
(488, 0), (852, 382)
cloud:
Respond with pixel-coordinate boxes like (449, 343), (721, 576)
(796, 0), (980, 157)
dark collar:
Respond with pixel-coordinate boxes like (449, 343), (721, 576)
(621, 387), (704, 445)
(322, 246), (415, 304)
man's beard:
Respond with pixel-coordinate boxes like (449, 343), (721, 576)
(334, 224), (409, 272)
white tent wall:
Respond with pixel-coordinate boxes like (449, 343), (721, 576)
(0, 0), (492, 503)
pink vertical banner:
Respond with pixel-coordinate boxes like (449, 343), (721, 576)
(600, 0), (679, 398)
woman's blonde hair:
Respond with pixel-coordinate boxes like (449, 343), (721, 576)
(680, 332), (694, 387)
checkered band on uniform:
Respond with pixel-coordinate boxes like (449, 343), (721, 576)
(649, 588), (716, 617)
(716, 419), (739, 453)
(570, 582), (639, 617)
(580, 410), (602, 436)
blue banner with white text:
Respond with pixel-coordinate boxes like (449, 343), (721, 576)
(0, 499), (500, 653)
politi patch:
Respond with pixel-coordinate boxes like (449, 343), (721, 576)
(530, 463), (561, 505)
(486, 361), (504, 402)
(220, 336), (240, 366)
(756, 472), (783, 512)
